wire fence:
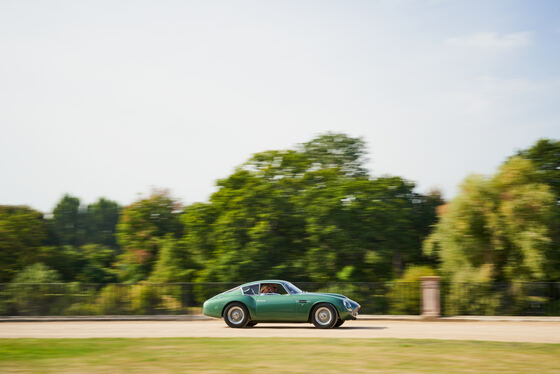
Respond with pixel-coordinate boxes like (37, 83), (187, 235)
(1, 281), (559, 316)
(0, 282), (417, 316)
(440, 282), (560, 316)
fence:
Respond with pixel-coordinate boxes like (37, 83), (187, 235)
(0, 281), (559, 316)
(440, 282), (560, 316)
(0, 282), (418, 316)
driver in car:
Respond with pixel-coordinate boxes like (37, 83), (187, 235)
(260, 284), (278, 295)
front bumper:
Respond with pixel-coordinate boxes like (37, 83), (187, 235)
(340, 304), (361, 320)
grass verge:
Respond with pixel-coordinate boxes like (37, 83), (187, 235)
(1, 338), (559, 373)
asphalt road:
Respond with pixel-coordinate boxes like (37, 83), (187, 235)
(1, 320), (560, 343)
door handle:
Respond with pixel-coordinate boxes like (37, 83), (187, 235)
(298, 300), (309, 303)
(257, 300), (266, 302)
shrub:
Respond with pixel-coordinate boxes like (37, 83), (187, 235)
(63, 302), (100, 316)
(96, 284), (129, 314)
(130, 284), (162, 314)
(7, 263), (62, 315)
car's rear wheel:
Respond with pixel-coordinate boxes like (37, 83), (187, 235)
(334, 319), (345, 328)
(311, 303), (338, 329)
(224, 302), (249, 328)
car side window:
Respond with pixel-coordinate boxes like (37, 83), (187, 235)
(274, 284), (288, 295)
(242, 284), (260, 295)
(259, 283), (288, 295)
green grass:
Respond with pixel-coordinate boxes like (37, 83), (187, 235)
(1, 338), (559, 373)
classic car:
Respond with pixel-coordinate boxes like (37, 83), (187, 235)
(202, 280), (360, 328)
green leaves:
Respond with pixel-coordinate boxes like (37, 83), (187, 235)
(116, 190), (184, 282)
(11, 263), (60, 284)
(424, 157), (556, 282)
(0, 206), (47, 282)
(0, 132), (445, 284)
(185, 133), (439, 283)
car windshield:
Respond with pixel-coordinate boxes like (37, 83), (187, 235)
(284, 282), (303, 295)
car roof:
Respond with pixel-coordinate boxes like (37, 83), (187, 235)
(239, 280), (288, 287)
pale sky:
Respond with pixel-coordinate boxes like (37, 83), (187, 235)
(1, 0), (559, 212)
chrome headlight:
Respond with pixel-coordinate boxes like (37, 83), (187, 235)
(343, 299), (352, 311)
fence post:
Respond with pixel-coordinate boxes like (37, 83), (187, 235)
(421, 276), (441, 319)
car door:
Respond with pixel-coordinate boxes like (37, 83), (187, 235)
(254, 283), (298, 321)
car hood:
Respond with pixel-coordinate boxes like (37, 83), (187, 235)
(303, 292), (347, 299)
(301, 292), (360, 307)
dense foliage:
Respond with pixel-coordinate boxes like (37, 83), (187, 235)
(425, 140), (560, 283)
(423, 139), (560, 313)
(1, 134), (559, 291)
(0, 206), (47, 282)
(184, 134), (441, 283)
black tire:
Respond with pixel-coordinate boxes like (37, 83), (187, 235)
(223, 302), (249, 328)
(311, 303), (338, 329)
(246, 321), (258, 328)
(334, 319), (345, 328)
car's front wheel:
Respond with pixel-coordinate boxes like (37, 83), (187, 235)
(224, 302), (249, 328)
(311, 303), (338, 329)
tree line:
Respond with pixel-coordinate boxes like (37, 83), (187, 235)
(1, 134), (559, 286)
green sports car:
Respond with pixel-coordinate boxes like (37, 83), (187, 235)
(202, 280), (360, 329)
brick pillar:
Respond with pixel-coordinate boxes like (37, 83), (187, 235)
(421, 276), (441, 319)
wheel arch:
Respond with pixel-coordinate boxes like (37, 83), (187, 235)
(221, 300), (246, 316)
(221, 299), (257, 320)
(307, 301), (340, 323)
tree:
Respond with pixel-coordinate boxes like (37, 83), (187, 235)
(185, 133), (439, 283)
(85, 198), (120, 248)
(517, 139), (560, 279)
(0, 133), (442, 285)
(517, 139), (560, 197)
(193, 168), (308, 282)
(76, 244), (118, 283)
(424, 157), (556, 282)
(150, 236), (198, 283)
(297, 174), (428, 280)
(301, 133), (369, 177)
(181, 203), (218, 263)
(116, 190), (184, 282)
(50, 195), (120, 247)
(38, 245), (85, 282)
(51, 194), (85, 246)
(0, 206), (47, 282)
(36, 243), (117, 283)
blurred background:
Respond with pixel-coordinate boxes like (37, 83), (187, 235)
(1, 1), (559, 317)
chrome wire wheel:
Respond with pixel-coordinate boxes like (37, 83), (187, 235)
(227, 306), (245, 325)
(223, 302), (249, 328)
(314, 306), (333, 326)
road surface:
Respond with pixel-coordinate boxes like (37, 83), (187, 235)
(1, 320), (560, 343)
